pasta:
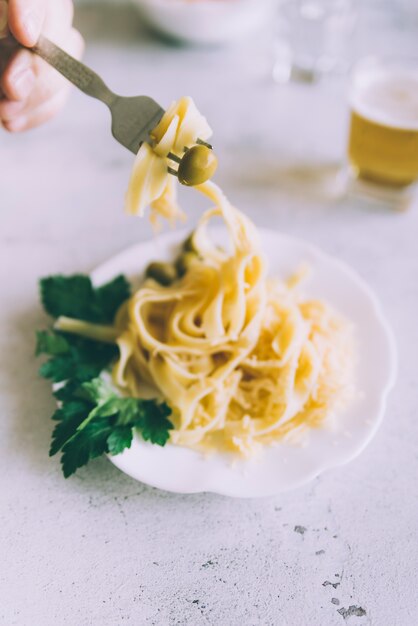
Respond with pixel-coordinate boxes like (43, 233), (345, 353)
(112, 97), (355, 454)
(113, 181), (353, 453)
(125, 96), (212, 227)
(55, 97), (354, 455)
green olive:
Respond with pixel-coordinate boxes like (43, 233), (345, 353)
(145, 261), (177, 286)
(177, 145), (218, 187)
(175, 251), (198, 277)
(182, 231), (197, 253)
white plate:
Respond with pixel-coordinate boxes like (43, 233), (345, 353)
(92, 229), (396, 498)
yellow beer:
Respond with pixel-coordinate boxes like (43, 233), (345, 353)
(348, 59), (418, 187)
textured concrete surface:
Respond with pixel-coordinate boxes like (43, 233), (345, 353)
(1, 5), (417, 625)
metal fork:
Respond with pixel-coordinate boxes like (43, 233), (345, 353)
(31, 35), (165, 155)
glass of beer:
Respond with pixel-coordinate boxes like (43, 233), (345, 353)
(347, 57), (418, 193)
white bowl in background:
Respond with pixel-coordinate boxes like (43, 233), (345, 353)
(132, 0), (276, 45)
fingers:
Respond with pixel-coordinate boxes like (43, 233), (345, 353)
(8, 0), (75, 45)
(2, 85), (69, 132)
(0, 96), (25, 121)
(1, 48), (35, 100)
(1, 26), (83, 132)
(0, 1), (83, 132)
(8, 0), (48, 47)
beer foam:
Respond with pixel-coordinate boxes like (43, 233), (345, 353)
(351, 63), (418, 130)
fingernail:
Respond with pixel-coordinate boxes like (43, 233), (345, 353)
(23, 10), (42, 45)
(12, 68), (35, 99)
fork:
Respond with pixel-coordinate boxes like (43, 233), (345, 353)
(31, 35), (165, 155)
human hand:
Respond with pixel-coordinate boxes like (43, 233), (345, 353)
(0, 0), (84, 132)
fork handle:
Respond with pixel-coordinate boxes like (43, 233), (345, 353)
(32, 35), (116, 107)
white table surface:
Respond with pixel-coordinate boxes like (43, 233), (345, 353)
(1, 5), (417, 625)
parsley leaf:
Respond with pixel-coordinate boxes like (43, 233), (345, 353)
(40, 274), (130, 323)
(95, 276), (132, 324)
(53, 381), (80, 403)
(107, 426), (133, 455)
(36, 330), (70, 356)
(50, 399), (94, 456)
(49, 378), (173, 478)
(61, 418), (115, 478)
(139, 401), (173, 446)
(38, 333), (118, 383)
(81, 377), (116, 404)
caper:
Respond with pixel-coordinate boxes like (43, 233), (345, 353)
(182, 231), (197, 253)
(145, 261), (177, 286)
(177, 145), (218, 187)
(175, 251), (198, 277)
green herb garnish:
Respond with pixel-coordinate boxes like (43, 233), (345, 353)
(36, 274), (173, 477)
(40, 274), (130, 323)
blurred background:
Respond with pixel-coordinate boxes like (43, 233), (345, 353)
(3, 0), (418, 269)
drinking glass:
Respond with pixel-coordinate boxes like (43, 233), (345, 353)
(273, 0), (357, 83)
(345, 56), (418, 208)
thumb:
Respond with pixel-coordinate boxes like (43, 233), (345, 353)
(8, 0), (47, 47)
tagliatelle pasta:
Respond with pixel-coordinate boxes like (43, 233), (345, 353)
(63, 97), (354, 455)
(125, 96), (212, 227)
(110, 95), (355, 453)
